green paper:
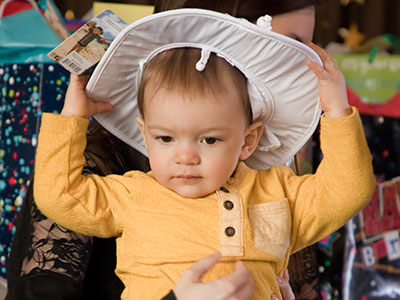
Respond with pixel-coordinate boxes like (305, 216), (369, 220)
(333, 54), (400, 104)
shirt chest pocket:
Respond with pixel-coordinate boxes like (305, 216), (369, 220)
(248, 199), (291, 259)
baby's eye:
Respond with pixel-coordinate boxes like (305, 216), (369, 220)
(201, 137), (218, 145)
(157, 136), (173, 143)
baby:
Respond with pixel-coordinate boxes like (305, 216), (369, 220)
(34, 11), (375, 300)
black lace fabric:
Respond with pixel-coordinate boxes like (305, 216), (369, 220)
(20, 198), (91, 281)
(6, 176), (90, 300)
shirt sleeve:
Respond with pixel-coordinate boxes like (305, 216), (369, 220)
(279, 107), (375, 253)
(34, 113), (133, 238)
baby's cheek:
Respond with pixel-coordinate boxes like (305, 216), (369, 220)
(207, 159), (234, 185)
(149, 156), (169, 179)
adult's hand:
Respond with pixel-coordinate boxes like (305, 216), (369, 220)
(173, 252), (254, 300)
(173, 253), (296, 300)
(271, 269), (295, 300)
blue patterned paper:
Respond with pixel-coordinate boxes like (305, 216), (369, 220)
(0, 63), (69, 278)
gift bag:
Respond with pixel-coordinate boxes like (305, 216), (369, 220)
(343, 177), (400, 300)
(0, 0), (70, 279)
(341, 66), (400, 298)
(342, 114), (400, 300)
(0, 0), (62, 63)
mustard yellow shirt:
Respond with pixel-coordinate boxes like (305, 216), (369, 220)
(34, 107), (375, 300)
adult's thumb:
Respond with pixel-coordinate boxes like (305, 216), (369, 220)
(187, 252), (221, 282)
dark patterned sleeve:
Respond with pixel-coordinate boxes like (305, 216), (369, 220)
(288, 245), (322, 300)
(162, 290), (177, 300)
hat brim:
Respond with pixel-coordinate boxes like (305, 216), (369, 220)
(86, 8), (322, 170)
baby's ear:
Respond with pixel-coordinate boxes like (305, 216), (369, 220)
(136, 116), (147, 145)
(240, 121), (263, 160)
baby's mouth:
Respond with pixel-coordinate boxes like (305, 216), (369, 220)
(176, 174), (201, 180)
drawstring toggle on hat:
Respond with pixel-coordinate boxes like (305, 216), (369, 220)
(196, 48), (211, 71)
(257, 127), (281, 151)
(256, 14), (272, 31)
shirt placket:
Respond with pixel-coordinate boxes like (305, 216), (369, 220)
(216, 183), (244, 256)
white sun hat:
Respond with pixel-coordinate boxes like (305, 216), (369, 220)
(86, 8), (322, 170)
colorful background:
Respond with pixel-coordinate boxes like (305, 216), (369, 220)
(0, 63), (69, 277)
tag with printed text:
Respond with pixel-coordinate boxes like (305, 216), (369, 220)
(48, 10), (127, 75)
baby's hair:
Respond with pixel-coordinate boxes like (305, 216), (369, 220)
(96, 27), (104, 34)
(138, 48), (253, 124)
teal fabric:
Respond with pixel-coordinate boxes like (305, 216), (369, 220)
(0, 5), (62, 63)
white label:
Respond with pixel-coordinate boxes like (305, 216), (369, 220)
(361, 245), (376, 267)
(384, 230), (400, 261)
(60, 52), (92, 75)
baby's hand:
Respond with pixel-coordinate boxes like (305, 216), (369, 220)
(61, 74), (113, 119)
(306, 43), (351, 118)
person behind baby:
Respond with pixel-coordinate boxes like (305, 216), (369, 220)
(34, 19), (375, 300)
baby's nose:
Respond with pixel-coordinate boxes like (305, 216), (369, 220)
(174, 145), (200, 165)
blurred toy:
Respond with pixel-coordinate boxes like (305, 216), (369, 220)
(63, 9), (86, 33)
(338, 23), (365, 52)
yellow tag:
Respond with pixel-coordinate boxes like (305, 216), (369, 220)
(93, 2), (154, 24)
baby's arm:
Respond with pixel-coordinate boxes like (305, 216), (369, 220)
(34, 75), (127, 237)
(282, 44), (375, 252)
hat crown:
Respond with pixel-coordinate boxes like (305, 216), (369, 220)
(87, 9), (322, 170)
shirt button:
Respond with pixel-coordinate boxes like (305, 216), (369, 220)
(223, 200), (234, 210)
(220, 187), (229, 193)
(225, 226), (235, 237)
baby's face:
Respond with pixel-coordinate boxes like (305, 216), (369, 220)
(137, 87), (250, 198)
